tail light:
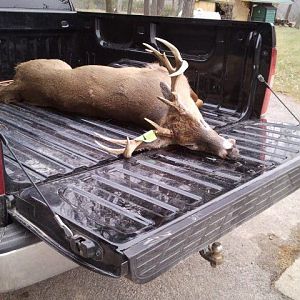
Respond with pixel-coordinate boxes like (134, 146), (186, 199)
(261, 47), (277, 116)
(0, 142), (6, 195)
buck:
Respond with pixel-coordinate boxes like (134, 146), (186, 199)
(0, 38), (238, 159)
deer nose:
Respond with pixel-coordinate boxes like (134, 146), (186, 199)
(218, 144), (239, 159)
(228, 146), (239, 159)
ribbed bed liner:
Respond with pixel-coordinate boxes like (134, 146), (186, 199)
(0, 103), (141, 183)
(2, 103), (299, 245)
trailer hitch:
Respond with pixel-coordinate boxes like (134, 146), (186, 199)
(199, 242), (224, 267)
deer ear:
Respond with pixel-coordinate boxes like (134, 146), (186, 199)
(160, 82), (173, 99)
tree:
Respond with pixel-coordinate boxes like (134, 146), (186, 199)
(151, 0), (158, 15)
(284, 4), (292, 20)
(296, 14), (300, 29)
(127, 0), (133, 14)
(171, 0), (175, 15)
(144, 0), (150, 15)
(117, 0), (123, 12)
(176, 0), (183, 16)
(181, 0), (195, 17)
(105, 0), (113, 12)
(157, 0), (165, 15)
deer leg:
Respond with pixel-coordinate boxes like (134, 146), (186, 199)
(0, 80), (20, 104)
(190, 88), (203, 108)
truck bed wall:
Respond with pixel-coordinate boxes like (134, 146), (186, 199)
(0, 10), (274, 119)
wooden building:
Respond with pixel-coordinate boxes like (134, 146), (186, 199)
(195, 0), (292, 22)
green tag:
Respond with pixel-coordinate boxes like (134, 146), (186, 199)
(135, 130), (157, 143)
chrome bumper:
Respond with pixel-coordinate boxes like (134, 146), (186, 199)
(0, 241), (77, 293)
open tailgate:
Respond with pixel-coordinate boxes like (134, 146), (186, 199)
(2, 103), (300, 282)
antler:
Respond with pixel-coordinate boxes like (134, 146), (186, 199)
(143, 38), (190, 114)
(143, 37), (189, 90)
(94, 133), (144, 158)
(156, 92), (186, 114)
(94, 119), (174, 158)
(144, 118), (173, 137)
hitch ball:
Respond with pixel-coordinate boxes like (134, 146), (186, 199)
(199, 242), (224, 267)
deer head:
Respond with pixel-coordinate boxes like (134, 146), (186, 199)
(95, 38), (239, 159)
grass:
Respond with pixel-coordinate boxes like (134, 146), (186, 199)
(274, 27), (300, 101)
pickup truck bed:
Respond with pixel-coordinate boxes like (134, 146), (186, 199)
(2, 102), (300, 282)
(1, 5), (299, 284)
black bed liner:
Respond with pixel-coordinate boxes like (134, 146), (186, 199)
(0, 103), (141, 182)
(2, 102), (300, 281)
(2, 102), (295, 186)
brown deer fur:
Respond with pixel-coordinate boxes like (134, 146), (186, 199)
(0, 60), (199, 126)
(0, 38), (238, 159)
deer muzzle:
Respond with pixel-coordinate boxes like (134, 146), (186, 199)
(218, 137), (239, 159)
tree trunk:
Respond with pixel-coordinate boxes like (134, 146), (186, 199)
(127, 0), (133, 14)
(284, 4), (292, 20)
(182, 0), (195, 17)
(176, 0), (183, 15)
(171, 0), (175, 15)
(117, 0), (123, 12)
(144, 0), (150, 15)
(157, 0), (165, 15)
(295, 15), (300, 29)
(151, 0), (158, 15)
(105, 0), (113, 12)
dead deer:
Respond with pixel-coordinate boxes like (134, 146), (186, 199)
(0, 38), (238, 159)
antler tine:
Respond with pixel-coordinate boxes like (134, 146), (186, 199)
(154, 38), (189, 91)
(94, 132), (128, 145)
(157, 96), (178, 109)
(143, 42), (175, 73)
(145, 38), (189, 104)
(155, 37), (183, 69)
(156, 94), (185, 114)
(123, 138), (144, 158)
(144, 118), (173, 137)
(95, 133), (143, 158)
(95, 140), (125, 156)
